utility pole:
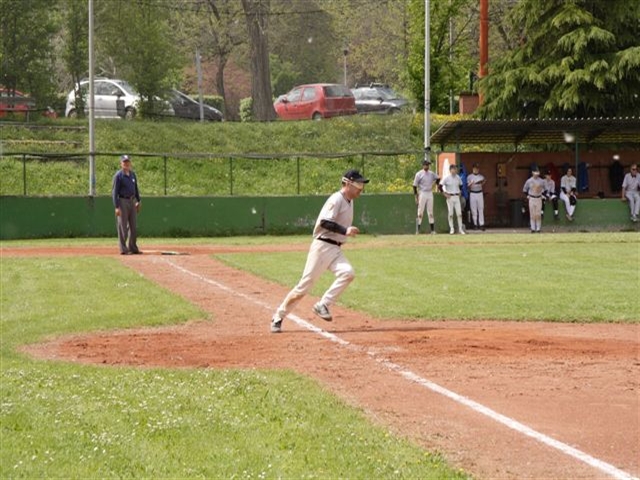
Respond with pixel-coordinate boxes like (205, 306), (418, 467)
(88, 0), (96, 196)
(424, 0), (431, 160)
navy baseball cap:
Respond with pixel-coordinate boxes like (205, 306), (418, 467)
(343, 169), (369, 184)
(422, 159), (431, 165)
(120, 154), (131, 162)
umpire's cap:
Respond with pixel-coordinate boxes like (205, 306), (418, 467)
(343, 169), (369, 184)
(120, 154), (131, 162)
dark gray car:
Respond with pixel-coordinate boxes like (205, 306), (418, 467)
(351, 84), (409, 114)
(169, 89), (223, 121)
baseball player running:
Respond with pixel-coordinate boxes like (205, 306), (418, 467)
(413, 159), (440, 234)
(440, 164), (465, 234)
(522, 166), (545, 233)
(270, 169), (369, 333)
(466, 163), (486, 230)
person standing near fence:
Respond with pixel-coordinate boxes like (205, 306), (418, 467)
(270, 169), (369, 333)
(467, 163), (486, 230)
(112, 154), (142, 255)
(413, 159), (439, 234)
(543, 169), (560, 219)
(440, 164), (465, 235)
(522, 166), (545, 233)
(560, 166), (578, 221)
(621, 163), (639, 222)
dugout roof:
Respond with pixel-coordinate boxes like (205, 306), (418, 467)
(430, 117), (640, 148)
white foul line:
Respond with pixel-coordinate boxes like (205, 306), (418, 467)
(163, 258), (638, 480)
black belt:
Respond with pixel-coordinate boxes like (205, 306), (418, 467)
(528, 195), (541, 198)
(470, 191), (483, 194)
(317, 237), (342, 247)
(447, 193), (459, 196)
(119, 195), (135, 199)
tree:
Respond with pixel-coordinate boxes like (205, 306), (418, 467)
(477, 0), (640, 119)
(0, 0), (59, 106)
(96, 0), (183, 118)
(62, 0), (88, 117)
(241, 0), (276, 121)
(268, 0), (339, 95)
(406, 0), (477, 114)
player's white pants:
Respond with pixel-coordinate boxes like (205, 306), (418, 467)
(528, 196), (542, 231)
(276, 239), (354, 318)
(417, 191), (435, 224)
(559, 191), (576, 217)
(446, 195), (464, 232)
(469, 191), (484, 227)
(626, 191), (640, 218)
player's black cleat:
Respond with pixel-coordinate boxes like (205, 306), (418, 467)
(270, 317), (283, 333)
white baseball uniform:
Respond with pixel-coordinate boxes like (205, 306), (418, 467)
(440, 173), (464, 234)
(560, 174), (577, 219)
(413, 168), (439, 231)
(523, 175), (545, 232)
(467, 172), (485, 228)
(622, 170), (640, 220)
(275, 190), (355, 319)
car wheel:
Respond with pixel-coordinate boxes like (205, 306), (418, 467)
(67, 109), (77, 119)
(312, 112), (323, 121)
(124, 108), (136, 120)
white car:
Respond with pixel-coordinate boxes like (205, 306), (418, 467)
(65, 78), (172, 119)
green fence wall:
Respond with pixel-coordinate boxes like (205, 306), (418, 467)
(0, 195), (636, 240)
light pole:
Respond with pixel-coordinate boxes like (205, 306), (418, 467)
(343, 47), (349, 86)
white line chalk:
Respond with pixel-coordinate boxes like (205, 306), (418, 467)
(163, 258), (638, 480)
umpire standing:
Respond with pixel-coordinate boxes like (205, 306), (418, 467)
(112, 154), (142, 255)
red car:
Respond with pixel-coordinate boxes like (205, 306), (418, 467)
(274, 83), (357, 120)
(0, 88), (57, 118)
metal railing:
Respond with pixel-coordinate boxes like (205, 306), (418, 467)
(0, 150), (423, 197)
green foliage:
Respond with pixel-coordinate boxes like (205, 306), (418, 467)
(406, 0), (477, 114)
(62, 0), (88, 117)
(477, 0), (640, 119)
(0, 256), (466, 479)
(239, 97), (253, 122)
(95, 0), (183, 118)
(0, 0), (60, 106)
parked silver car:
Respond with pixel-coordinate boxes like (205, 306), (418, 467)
(66, 78), (140, 119)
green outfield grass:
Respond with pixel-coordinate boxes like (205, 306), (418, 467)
(0, 255), (466, 479)
(217, 232), (639, 322)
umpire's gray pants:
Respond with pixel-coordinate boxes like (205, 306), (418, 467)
(117, 198), (138, 254)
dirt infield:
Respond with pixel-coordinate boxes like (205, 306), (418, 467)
(8, 245), (639, 480)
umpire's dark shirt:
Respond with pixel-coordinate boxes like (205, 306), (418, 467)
(112, 170), (140, 208)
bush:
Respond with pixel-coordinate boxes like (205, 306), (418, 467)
(239, 97), (253, 122)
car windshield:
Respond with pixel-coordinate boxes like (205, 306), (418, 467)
(115, 80), (138, 95)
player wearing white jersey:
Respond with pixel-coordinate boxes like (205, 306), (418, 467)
(270, 169), (369, 333)
(523, 166), (545, 233)
(560, 167), (578, 221)
(466, 163), (486, 230)
(440, 164), (465, 235)
(621, 163), (640, 222)
(413, 159), (440, 234)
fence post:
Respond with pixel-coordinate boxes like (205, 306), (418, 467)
(163, 155), (167, 195)
(229, 157), (234, 195)
(22, 154), (27, 196)
(296, 157), (300, 194)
